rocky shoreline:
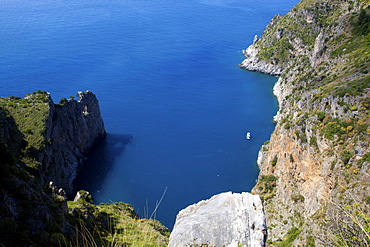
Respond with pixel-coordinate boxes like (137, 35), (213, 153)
(239, 44), (284, 77)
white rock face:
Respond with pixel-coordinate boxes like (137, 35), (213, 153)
(168, 192), (266, 247)
(239, 45), (283, 76)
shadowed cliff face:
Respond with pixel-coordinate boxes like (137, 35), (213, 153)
(40, 91), (106, 194)
(241, 0), (370, 245)
(0, 91), (106, 245)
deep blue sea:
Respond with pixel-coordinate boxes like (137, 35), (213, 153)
(0, 0), (299, 229)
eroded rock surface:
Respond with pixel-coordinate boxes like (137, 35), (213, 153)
(41, 91), (106, 194)
(169, 192), (266, 247)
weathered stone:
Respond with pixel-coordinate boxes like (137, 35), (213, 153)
(40, 91), (106, 194)
(253, 35), (259, 44)
(169, 192), (266, 247)
(239, 45), (284, 76)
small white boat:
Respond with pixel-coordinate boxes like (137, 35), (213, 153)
(246, 132), (251, 140)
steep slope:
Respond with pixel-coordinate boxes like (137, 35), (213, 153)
(0, 90), (106, 193)
(240, 0), (370, 245)
(0, 91), (106, 245)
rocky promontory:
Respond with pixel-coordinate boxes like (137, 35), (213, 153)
(0, 90), (106, 245)
(41, 90), (106, 194)
(239, 44), (285, 76)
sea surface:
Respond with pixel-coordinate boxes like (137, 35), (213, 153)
(0, 0), (299, 229)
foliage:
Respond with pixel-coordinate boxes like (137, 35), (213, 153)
(58, 97), (69, 106)
(320, 118), (348, 140)
(352, 8), (370, 36)
(291, 194), (305, 203)
(331, 77), (370, 97)
(258, 37), (294, 64)
(326, 201), (370, 246)
(0, 91), (50, 159)
(273, 227), (302, 247)
(309, 135), (319, 149)
(66, 194), (170, 247)
(316, 110), (325, 122)
(362, 152), (370, 163)
(340, 150), (353, 164)
(270, 155), (278, 167)
(255, 175), (279, 202)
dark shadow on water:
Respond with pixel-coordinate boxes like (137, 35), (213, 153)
(72, 133), (133, 199)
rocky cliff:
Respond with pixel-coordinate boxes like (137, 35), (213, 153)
(169, 192), (266, 247)
(240, 0), (370, 245)
(0, 90), (106, 245)
(41, 90), (106, 194)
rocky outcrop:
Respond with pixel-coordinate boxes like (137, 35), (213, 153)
(40, 91), (106, 194)
(239, 45), (284, 76)
(0, 90), (106, 245)
(169, 192), (266, 247)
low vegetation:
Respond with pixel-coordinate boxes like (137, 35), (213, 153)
(65, 191), (170, 247)
(254, 174), (278, 202)
(0, 90), (50, 169)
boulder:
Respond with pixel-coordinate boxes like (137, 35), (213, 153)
(169, 192), (266, 247)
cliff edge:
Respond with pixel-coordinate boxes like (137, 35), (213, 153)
(0, 90), (106, 245)
(42, 90), (106, 194)
(240, 0), (370, 245)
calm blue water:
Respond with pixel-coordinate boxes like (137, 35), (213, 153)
(0, 0), (299, 229)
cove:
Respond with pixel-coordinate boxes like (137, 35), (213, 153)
(0, 0), (299, 229)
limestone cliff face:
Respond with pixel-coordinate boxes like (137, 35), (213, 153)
(0, 90), (105, 245)
(169, 192), (266, 247)
(40, 91), (106, 194)
(241, 0), (370, 245)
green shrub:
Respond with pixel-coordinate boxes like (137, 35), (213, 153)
(259, 175), (278, 192)
(58, 97), (68, 106)
(340, 150), (353, 164)
(306, 235), (315, 247)
(274, 227), (302, 247)
(316, 110), (325, 122)
(332, 77), (370, 97)
(321, 121), (345, 140)
(309, 135), (319, 149)
(270, 155), (278, 167)
(352, 9), (370, 36)
(291, 194), (305, 203)
(365, 196), (370, 204)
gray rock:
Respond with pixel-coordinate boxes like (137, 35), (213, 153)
(40, 91), (106, 194)
(169, 192), (266, 247)
(253, 35), (259, 44)
(239, 45), (284, 76)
